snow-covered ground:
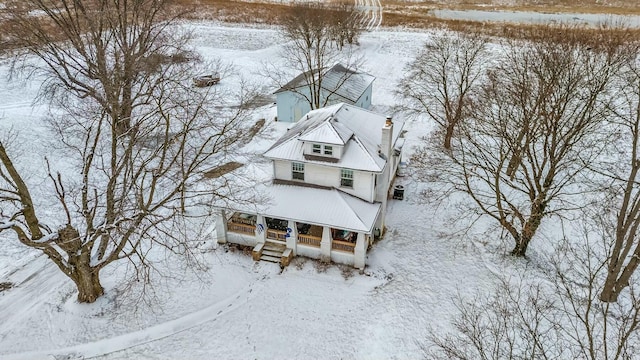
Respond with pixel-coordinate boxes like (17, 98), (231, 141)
(0, 23), (508, 359)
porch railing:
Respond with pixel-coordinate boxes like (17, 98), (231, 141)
(227, 222), (255, 236)
(230, 214), (255, 226)
(298, 234), (321, 247)
(332, 239), (356, 253)
(266, 229), (287, 241)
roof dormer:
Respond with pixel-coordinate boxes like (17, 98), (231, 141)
(303, 142), (342, 162)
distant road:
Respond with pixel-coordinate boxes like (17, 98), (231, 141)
(356, 0), (382, 31)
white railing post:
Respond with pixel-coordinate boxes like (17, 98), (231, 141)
(215, 209), (228, 244)
(354, 232), (366, 270)
(255, 215), (266, 244)
(287, 220), (297, 255)
(320, 226), (332, 262)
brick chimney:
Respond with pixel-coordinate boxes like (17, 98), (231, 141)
(380, 116), (393, 160)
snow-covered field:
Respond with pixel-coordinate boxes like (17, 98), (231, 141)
(0, 23), (509, 359)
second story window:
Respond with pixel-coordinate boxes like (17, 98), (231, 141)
(312, 144), (321, 154)
(341, 169), (353, 188)
(324, 145), (333, 156)
(292, 162), (305, 181)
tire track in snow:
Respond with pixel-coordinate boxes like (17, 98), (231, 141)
(0, 101), (35, 112)
(2, 272), (265, 360)
(356, 0), (382, 31)
(0, 255), (70, 345)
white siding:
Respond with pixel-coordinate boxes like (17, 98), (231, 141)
(273, 160), (376, 202)
(375, 163), (390, 202)
(274, 160), (293, 181)
(330, 251), (355, 266)
(296, 244), (322, 260)
(276, 89), (313, 123)
(226, 232), (257, 247)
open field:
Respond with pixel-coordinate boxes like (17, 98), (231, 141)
(3, 0), (640, 44)
(173, 0), (640, 24)
(168, 0), (640, 34)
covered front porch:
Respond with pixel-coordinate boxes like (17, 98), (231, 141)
(218, 211), (373, 269)
(213, 184), (382, 269)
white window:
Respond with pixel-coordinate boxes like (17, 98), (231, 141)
(292, 162), (305, 181)
(341, 169), (353, 188)
(312, 144), (321, 154)
(324, 145), (333, 156)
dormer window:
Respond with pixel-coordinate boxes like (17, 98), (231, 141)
(310, 143), (334, 156)
(304, 143), (340, 162)
(324, 145), (333, 155)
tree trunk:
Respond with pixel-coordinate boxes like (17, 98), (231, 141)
(600, 254), (638, 303)
(511, 237), (530, 257)
(511, 200), (546, 257)
(600, 275), (622, 303)
(58, 225), (105, 303)
(444, 122), (455, 150)
(72, 263), (104, 303)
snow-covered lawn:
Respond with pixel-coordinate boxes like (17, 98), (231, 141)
(0, 23), (502, 359)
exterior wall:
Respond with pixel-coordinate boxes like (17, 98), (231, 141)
(277, 81), (373, 122)
(297, 244), (323, 260)
(331, 251), (355, 266)
(276, 92), (293, 123)
(226, 232), (258, 247)
(375, 162), (390, 203)
(373, 143), (403, 202)
(276, 90), (312, 123)
(274, 160), (293, 181)
(274, 160), (376, 203)
(354, 83), (373, 110)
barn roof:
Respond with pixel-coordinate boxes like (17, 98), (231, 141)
(274, 64), (375, 102)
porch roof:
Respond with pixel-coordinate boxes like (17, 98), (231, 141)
(222, 184), (381, 234)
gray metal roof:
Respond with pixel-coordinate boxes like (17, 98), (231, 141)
(274, 64), (375, 102)
(264, 103), (404, 172)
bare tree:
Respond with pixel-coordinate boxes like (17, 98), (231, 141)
(266, 2), (364, 112)
(427, 233), (640, 360)
(414, 26), (631, 257)
(589, 51), (640, 303)
(330, 1), (364, 49)
(0, 0), (257, 303)
(398, 31), (488, 150)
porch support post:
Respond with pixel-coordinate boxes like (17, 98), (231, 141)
(287, 220), (297, 255)
(215, 209), (228, 244)
(379, 198), (387, 232)
(255, 215), (266, 244)
(320, 226), (332, 262)
(354, 232), (366, 270)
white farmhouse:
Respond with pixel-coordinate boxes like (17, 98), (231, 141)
(214, 103), (404, 269)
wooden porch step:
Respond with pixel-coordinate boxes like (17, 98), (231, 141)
(263, 241), (286, 252)
(262, 249), (283, 257)
(260, 254), (281, 263)
(254, 241), (292, 266)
